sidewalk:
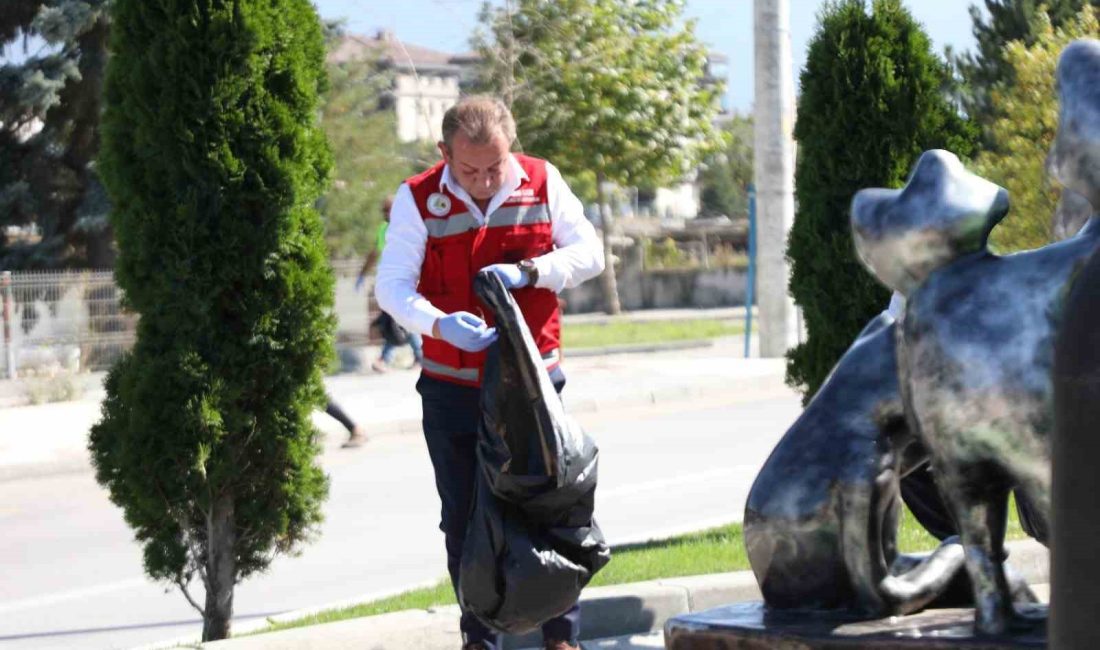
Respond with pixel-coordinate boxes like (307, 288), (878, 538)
(0, 307), (753, 407)
(0, 331), (775, 482)
(201, 540), (1050, 650)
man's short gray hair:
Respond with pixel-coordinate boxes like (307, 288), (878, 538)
(441, 96), (517, 149)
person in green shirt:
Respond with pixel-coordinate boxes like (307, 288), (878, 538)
(356, 195), (423, 372)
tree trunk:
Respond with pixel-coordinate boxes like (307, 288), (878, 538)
(202, 494), (236, 642)
(596, 173), (622, 315)
(753, 0), (798, 357)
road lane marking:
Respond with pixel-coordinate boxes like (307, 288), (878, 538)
(0, 577), (148, 615)
(598, 465), (757, 500)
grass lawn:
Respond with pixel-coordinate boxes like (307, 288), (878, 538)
(252, 501), (1028, 636)
(562, 318), (744, 349)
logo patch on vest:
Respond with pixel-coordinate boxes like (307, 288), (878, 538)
(427, 193), (452, 217)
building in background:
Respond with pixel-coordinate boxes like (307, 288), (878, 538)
(328, 30), (467, 143)
(328, 30), (733, 223)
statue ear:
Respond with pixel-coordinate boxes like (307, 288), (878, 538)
(851, 150), (1008, 295)
(1049, 40), (1100, 209)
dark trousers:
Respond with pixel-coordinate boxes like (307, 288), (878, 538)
(418, 372), (580, 649)
(324, 398), (356, 434)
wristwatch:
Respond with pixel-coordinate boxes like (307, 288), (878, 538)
(517, 259), (540, 287)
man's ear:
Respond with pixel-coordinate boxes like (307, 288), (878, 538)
(437, 141), (449, 163)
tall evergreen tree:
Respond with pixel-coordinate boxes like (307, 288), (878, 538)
(953, 0), (1096, 142)
(0, 0), (113, 269)
(89, 0), (334, 641)
(785, 0), (977, 401)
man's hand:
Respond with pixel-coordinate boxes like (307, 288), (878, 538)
(432, 312), (498, 352)
(482, 263), (527, 289)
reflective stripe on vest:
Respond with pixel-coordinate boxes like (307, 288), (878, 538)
(423, 203), (550, 239)
(422, 348), (561, 384)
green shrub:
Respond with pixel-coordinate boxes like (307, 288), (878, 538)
(644, 237), (692, 270)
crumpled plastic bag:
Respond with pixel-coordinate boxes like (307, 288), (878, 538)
(458, 270), (610, 634)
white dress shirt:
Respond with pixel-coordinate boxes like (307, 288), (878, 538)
(375, 154), (605, 337)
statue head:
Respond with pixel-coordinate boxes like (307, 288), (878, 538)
(1048, 39), (1100, 210)
(851, 150), (1009, 295)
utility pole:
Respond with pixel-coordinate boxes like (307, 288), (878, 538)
(753, 0), (798, 357)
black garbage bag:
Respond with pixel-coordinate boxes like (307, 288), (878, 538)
(458, 270), (611, 634)
(474, 271), (600, 519)
(461, 473), (609, 633)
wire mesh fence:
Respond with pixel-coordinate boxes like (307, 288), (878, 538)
(1, 262), (381, 379)
(1, 269), (134, 378)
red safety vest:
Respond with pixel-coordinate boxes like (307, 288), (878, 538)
(409, 154), (561, 386)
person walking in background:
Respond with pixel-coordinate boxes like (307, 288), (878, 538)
(357, 196), (424, 372)
(375, 96), (604, 650)
(325, 396), (368, 448)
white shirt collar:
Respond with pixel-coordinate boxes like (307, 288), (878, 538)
(439, 154), (528, 221)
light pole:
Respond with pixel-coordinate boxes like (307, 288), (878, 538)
(753, 0), (798, 357)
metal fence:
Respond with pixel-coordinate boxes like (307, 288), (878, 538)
(1, 261), (380, 379)
(1, 269), (135, 379)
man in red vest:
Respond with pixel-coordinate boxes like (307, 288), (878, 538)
(376, 96), (604, 650)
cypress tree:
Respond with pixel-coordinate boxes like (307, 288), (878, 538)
(785, 0), (977, 401)
(88, 0), (334, 641)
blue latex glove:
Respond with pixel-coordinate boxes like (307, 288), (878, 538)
(435, 311), (498, 352)
(482, 263), (528, 289)
(354, 274), (367, 292)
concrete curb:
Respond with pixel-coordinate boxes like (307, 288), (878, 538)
(565, 339), (713, 359)
(562, 307), (751, 326)
(198, 539), (1049, 650)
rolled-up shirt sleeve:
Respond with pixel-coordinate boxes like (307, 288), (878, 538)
(532, 162), (606, 293)
(374, 183), (446, 337)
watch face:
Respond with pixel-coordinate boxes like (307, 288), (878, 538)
(520, 260), (538, 283)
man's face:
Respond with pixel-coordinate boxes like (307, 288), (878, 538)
(438, 130), (511, 201)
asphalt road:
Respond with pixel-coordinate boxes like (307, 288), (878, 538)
(0, 392), (800, 650)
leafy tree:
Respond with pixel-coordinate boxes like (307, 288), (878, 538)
(316, 25), (436, 259)
(698, 115), (753, 218)
(475, 0), (723, 314)
(975, 7), (1098, 252)
(89, 0), (334, 641)
(785, 0), (977, 401)
(318, 53), (410, 258)
(952, 0), (1096, 142)
(0, 0), (113, 269)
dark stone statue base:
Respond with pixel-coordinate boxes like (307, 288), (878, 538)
(665, 602), (1047, 649)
